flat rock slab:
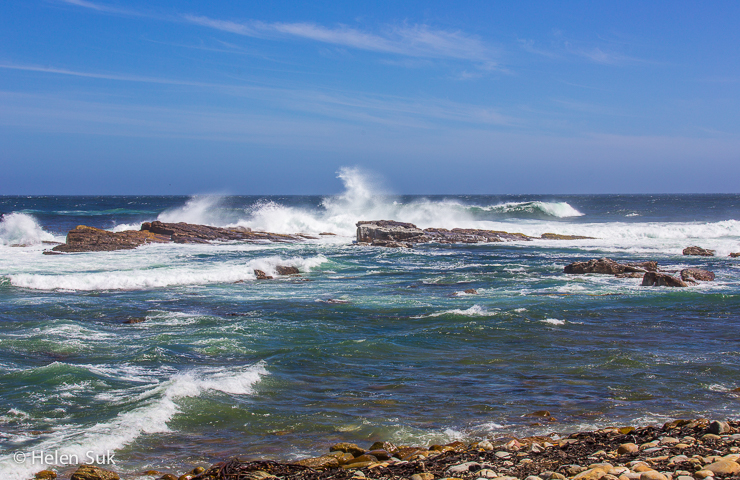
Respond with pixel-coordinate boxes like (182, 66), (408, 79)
(52, 221), (303, 253)
(355, 220), (580, 247)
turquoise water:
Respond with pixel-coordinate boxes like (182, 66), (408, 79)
(1, 185), (740, 478)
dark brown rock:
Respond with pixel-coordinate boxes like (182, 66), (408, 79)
(730, 252), (740, 258)
(254, 270), (273, 280)
(52, 221), (304, 253)
(123, 317), (146, 324)
(627, 261), (658, 272)
(52, 225), (170, 252)
(275, 266), (300, 275)
(35, 471), (57, 480)
(356, 220), (534, 247)
(564, 258), (650, 275)
(329, 442), (366, 457)
(680, 268), (715, 282)
(683, 246), (715, 256)
(369, 441), (398, 454)
(319, 232), (336, 235)
(70, 465), (119, 480)
(641, 272), (688, 287)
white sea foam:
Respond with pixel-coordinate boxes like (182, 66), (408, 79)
(542, 318), (566, 325)
(9, 255), (327, 291)
(417, 305), (491, 318)
(141, 168), (587, 237)
(0, 362), (267, 480)
(0, 213), (54, 245)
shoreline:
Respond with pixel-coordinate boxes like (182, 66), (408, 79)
(41, 418), (740, 480)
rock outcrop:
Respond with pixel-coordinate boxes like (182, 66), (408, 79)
(564, 258), (654, 275)
(641, 272), (688, 287)
(683, 246), (715, 256)
(356, 220), (532, 247)
(540, 233), (595, 240)
(51, 221), (303, 253)
(680, 268), (715, 282)
(730, 252), (740, 258)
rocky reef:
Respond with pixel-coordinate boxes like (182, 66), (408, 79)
(564, 258), (716, 288)
(356, 221), (593, 248)
(48, 221), (304, 253)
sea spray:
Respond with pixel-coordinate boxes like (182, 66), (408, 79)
(0, 213), (54, 245)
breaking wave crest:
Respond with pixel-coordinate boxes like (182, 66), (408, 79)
(9, 255), (327, 291)
(148, 167), (584, 236)
(0, 362), (267, 480)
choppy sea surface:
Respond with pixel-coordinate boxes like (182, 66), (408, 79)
(2, 174), (740, 479)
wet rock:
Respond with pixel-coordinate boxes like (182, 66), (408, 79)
(616, 272), (644, 278)
(683, 246), (715, 256)
(35, 471), (57, 480)
(641, 272), (688, 287)
(276, 266), (300, 275)
(564, 258), (650, 275)
(159, 475), (178, 480)
(42, 250), (63, 255)
(366, 449), (391, 460)
(70, 465), (120, 480)
(680, 269), (715, 282)
(368, 441), (397, 453)
(540, 233), (595, 240)
(708, 420), (731, 435)
(464, 288), (478, 294)
(730, 252), (740, 258)
(254, 270), (273, 280)
(329, 442), (366, 457)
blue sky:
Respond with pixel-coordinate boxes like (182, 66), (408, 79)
(1, 1), (739, 194)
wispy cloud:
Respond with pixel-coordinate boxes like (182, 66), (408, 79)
(57, 0), (144, 17)
(184, 15), (499, 66)
(0, 64), (516, 129)
(57, 0), (501, 70)
(0, 63), (216, 86)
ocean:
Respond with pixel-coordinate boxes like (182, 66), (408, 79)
(1, 173), (740, 479)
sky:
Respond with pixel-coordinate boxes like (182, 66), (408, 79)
(1, 0), (739, 194)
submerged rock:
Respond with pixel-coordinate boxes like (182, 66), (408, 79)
(641, 272), (688, 287)
(683, 246), (715, 256)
